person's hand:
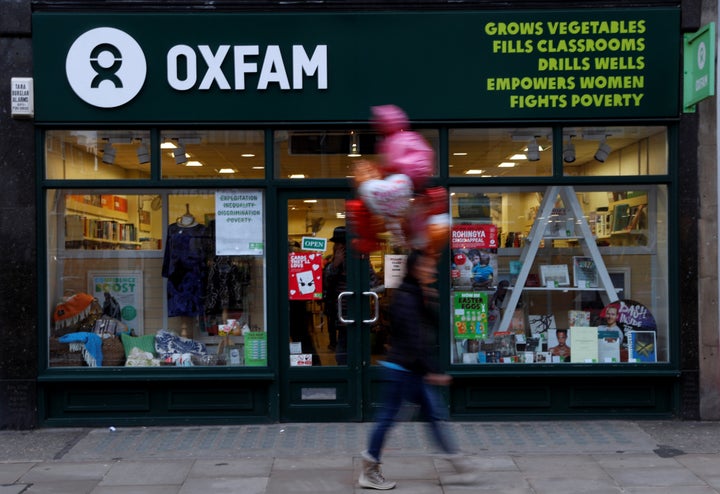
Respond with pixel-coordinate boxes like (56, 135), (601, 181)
(424, 373), (452, 386)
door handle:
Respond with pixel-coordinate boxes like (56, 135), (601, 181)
(362, 291), (379, 324)
(337, 291), (354, 324)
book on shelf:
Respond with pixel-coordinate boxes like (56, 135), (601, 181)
(569, 326), (599, 363)
(528, 314), (556, 337)
(573, 256), (599, 288)
(568, 310), (591, 327)
(598, 330), (621, 363)
(539, 264), (570, 287)
(628, 331), (657, 362)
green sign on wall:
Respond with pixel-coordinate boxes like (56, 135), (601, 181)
(32, 9), (680, 123)
(683, 22), (716, 112)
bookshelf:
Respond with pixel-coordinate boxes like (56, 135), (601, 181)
(498, 185), (620, 333)
(64, 195), (141, 250)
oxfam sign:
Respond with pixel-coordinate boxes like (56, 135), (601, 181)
(66, 27), (147, 108)
(65, 26), (328, 109)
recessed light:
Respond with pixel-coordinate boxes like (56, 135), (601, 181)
(303, 199), (318, 203)
(218, 168), (236, 174)
(464, 169), (486, 175)
(251, 166), (265, 170)
(289, 174), (306, 179)
(509, 154), (527, 160)
(161, 142), (177, 149)
(498, 162), (516, 168)
(453, 152), (468, 156)
(241, 153), (255, 158)
(186, 160), (203, 167)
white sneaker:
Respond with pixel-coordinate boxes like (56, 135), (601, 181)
(359, 451), (396, 490)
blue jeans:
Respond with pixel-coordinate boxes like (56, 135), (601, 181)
(367, 366), (457, 462)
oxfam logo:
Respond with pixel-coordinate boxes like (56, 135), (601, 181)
(66, 27), (147, 108)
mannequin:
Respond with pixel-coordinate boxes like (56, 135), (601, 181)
(162, 203), (207, 320)
(177, 204), (198, 228)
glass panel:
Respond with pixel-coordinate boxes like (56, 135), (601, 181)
(449, 185), (668, 365)
(287, 198), (346, 366)
(48, 189), (267, 368)
(161, 130), (265, 179)
(562, 126), (668, 176)
(275, 129), (439, 180)
(46, 130), (152, 180)
(449, 128), (552, 177)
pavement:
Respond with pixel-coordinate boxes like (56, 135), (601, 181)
(1, 420), (720, 493)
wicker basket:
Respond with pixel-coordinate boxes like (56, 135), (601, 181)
(49, 337), (85, 367)
(102, 337), (126, 366)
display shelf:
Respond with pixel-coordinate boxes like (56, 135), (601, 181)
(497, 185), (619, 333)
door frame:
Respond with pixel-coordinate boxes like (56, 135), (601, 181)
(278, 188), (379, 422)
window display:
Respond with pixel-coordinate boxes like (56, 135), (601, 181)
(47, 190), (267, 368)
(450, 185), (668, 365)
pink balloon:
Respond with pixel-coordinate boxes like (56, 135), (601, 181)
(380, 131), (434, 190)
(358, 174), (413, 218)
(371, 105), (409, 135)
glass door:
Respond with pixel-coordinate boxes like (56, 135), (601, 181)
(279, 191), (389, 421)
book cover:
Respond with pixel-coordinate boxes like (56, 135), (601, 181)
(528, 314), (556, 337)
(628, 331), (657, 362)
(453, 291), (489, 339)
(568, 310), (591, 327)
(569, 326), (599, 363)
(540, 264), (570, 286)
(573, 256), (599, 288)
(598, 330), (621, 363)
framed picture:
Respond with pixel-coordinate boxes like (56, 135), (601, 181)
(138, 210), (151, 232)
(539, 264), (570, 287)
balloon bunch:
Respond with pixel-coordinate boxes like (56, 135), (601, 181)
(348, 105), (450, 256)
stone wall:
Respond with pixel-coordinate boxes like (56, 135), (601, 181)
(697, 0), (720, 420)
(0, 0), (37, 430)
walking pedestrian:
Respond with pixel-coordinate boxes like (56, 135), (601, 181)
(359, 250), (473, 490)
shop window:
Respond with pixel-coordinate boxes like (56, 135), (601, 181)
(562, 126), (668, 176)
(47, 189), (267, 368)
(160, 130), (265, 179)
(449, 128), (552, 177)
(275, 129), (439, 180)
(46, 130), (152, 180)
(449, 185), (668, 365)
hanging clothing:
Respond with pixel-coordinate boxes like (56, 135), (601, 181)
(204, 257), (249, 315)
(162, 223), (208, 317)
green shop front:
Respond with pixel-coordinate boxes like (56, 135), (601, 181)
(33, 8), (684, 426)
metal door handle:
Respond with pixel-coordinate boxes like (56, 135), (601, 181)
(337, 291), (354, 324)
(362, 291), (379, 324)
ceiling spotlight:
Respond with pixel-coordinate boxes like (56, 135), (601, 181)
(348, 131), (361, 157)
(525, 138), (540, 161)
(174, 143), (188, 165)
(101, 141), (116, 165)
(594, 139), (612, 162)
(136, 141), (150, 164)
(563, 137), (576, 163)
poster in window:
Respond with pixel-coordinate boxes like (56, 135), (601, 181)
(88, 271), (143, 335)
(288, 252), (323, 300)
(215, 190), (264, 255)
(453, 291), (488, 340)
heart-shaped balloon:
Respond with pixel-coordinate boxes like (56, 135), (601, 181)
(426, 213), (450, 254)
(358, 174), (413, 218)
(352, 160), (383, 188)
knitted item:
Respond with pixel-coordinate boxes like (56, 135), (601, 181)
(52, 293), (95, 329)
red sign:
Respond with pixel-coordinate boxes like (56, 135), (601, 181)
(288, 253), (323, 300)
(451, 224), (498, 249)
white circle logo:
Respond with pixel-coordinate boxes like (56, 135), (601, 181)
(66, 27), (147, 108)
